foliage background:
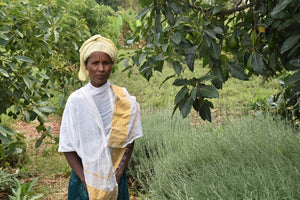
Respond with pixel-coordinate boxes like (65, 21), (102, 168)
(0, 0), (299, 199)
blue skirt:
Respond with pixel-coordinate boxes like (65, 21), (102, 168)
(67, 170), (129, 200)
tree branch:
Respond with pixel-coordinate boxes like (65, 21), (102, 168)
(186, 0), (261, 16)
(219, 0), (261, 15)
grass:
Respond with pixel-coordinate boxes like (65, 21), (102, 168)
(129, 110), (300, 199)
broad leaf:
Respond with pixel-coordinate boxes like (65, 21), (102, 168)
(251, 53), (264, 75)
(154, 10), (162, 33)
(198, 85), (219, 98)
(23, 76), (32, 88)
(164, 7), (174, 25)
(180, 97), (193, 119)
(38, 106), (56, 113)
(136, 4), (152, 19)
(172, 60), (182, 75)
(38, 72), (50, 79)
(173, 78), (190, 86)
(24, 111), (30, 123)
(0, 68), (9, 77)
(138, 53), (147, 66)
(271, 0), (293, 17)
(0, 124), (15, 137)
(35, 135), (45, 148)
(174, 86), (189, 105)
(33, 108), (46, 121)
(14, 56), (34, 63)
(227, 63), (249, 80)
(199, 102), (212, 122)
(171, 32), (181, 45)
(281, 35), (300, 54)
(213, 26), (223, 35)
(186, 46), (197, 72)
(284, 71), (300, 86)
(289, 58), (300, 67)
(210, 40), (221, 59)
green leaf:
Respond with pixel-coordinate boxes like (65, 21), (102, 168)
(284, 71), (300, 86)
(227, 62), (249, 80)
(0, 68), (9, 77)
(35, 135), (45, 148)
(204, 29), (216, 39)
(24, 111), (30, 123)
(190, 87), (197, 100)
(271, 0), (293, 17)
(0, 124), (15, 138)
(198, 85), (219, 98)
(213, 5), (225, 15)
(210, 40), (221, 59)
(172, 61), (182, 75)
(23, 76), (32, 88)
(14, 56), (34, 63)
(164, 7), (174, 25)
(168, 2), (182, 14)
(173, 78), (190, 86)
(54, 30), (59, 43)
(212, 78), (223, 89)
(38, 106), (56, 113)
(15, 29), (23, 38)
(281, 35), (300, 54)
(154, 10), (162, 33)
(251, 53), (264, 75)
(213, 27), (223, 35)
(171, 32), (181, 45)
(289, 58), (300, 67)
(199, 102), (212, 122)
(59, 94), (67, 109)
(174, 86), (189, 105)
(138, 53), (147, 66)
(180, 97), (193, 118)
(38, 72), (50, 79)
(136, 5), (152, 19)
(155, 53), (164, 61)
(33, 108), (46, 121)
(186, 46), (197, 72)
(7, 62), (17, 71)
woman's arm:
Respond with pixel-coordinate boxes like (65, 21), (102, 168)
(64, 151), (86, 188)
(115, 141), (134, 184)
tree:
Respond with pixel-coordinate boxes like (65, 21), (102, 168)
(122, 0), (300, 123)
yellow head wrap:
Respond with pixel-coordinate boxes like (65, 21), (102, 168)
(78, 35), (118, 81)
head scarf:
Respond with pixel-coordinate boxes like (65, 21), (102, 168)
(78, 35), (118, 81)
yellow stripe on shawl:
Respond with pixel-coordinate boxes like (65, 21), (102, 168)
(109, 85), (131, 148)
(87, 185), (118, 200)
(86, 148), (126, 200)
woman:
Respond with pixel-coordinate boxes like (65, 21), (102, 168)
(58, 35), (143, 200)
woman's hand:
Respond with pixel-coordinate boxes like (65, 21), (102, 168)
(64, 152), (86, 187)
(115, 141), (134, 184)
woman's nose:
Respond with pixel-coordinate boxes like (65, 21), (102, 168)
(97, 63), (104, 71)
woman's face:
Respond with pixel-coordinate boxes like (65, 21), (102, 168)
(85, 51), (113, 87)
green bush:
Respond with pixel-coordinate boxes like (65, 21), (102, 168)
(129, 110), (300, 199)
